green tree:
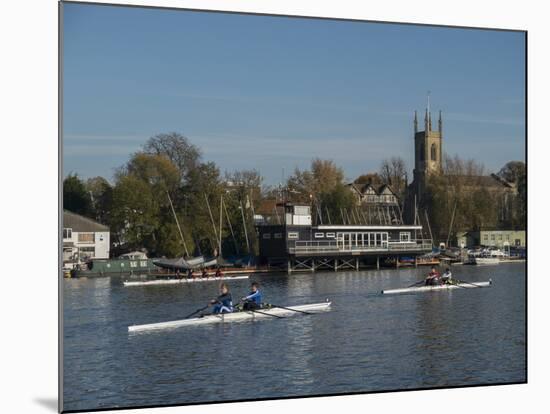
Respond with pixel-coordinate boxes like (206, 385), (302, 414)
(318, 183), (356, 225)
(63, 174), (93, 217)
(85, 176), (113, 224)
(110, 175), (158, 250)
(143, 132), (201, 184)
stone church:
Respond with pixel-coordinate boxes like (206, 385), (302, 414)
(408, 106), (516, 223)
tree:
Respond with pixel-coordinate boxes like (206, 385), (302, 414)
(318, 183), (356, 224)
(143, 132), (201, 184)
(497, 161), (525, 184)
(286, 158), (345, 202)
(497, 161), (526, 227)
(354, 173), (383, 187)
(379, 157), (408, 199)
(110, 175), (159, 250)
(63, 174), (93, 217)
(85, 176), (113, 224)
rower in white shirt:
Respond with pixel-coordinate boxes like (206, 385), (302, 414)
(441, 268), (453, 283)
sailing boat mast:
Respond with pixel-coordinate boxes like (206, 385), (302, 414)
(239, 200), (250, 254)
(204, 193), (219, 250)
(166, 190), (189, 257)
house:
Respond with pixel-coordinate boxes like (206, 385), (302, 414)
(347, 183), (399, 206)
(63, 210), (110, 262)
(456, 230), (525, 248)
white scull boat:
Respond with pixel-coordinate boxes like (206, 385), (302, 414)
(128, 301), (331, 333)
(123, 275), (249, 287)
(382, 280), (492, 295)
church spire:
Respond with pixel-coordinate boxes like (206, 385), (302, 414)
(414, 110), (418, 133)
(438, 110), (442, 134)
(424, 108), (429, 132)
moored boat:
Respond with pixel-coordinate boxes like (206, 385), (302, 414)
(128, 301), (332, 332)
(381, 280), (492, 295)
(474, 257), (500, 265)
(123, 275), (249, 287)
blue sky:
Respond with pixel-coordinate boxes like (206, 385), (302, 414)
(62, 3), (525, 186)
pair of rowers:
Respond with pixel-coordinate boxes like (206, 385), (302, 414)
(425, 267), (453, 286)
(209, 281), (262, 314)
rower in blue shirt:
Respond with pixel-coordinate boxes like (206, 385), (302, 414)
(210, 282), (233, 314)
(241, 281), (262, 310)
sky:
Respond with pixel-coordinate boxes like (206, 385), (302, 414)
(62, 3), (526, 186)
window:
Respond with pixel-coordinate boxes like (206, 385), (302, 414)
(483, 234), (489, 241)
(63, 228), (72, 239)
(400, 232), (411, 242)
(431, 143), (437, 161)
(78, 233), (95, 243)
(314, 232), (324, 238)
(288, 232), (299, 239)
(262, 233), (271, 239)
(326, 232), (336, 238)
(78, 246), (95, 259)
(491, 234), (495, 241)
(274, 233), (282, 239)
(294, 206), (310, 216)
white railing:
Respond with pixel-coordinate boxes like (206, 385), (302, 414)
(289, 240), (432, 254)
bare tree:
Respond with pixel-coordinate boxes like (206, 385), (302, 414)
(379, 157), (408, 197)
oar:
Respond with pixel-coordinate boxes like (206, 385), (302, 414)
(455, 279), (483, 288)
(270, 304), (312, 315)
(407, 280), (426, 288)
(184, 305), (210, 319)
(247, 308), (284, 319)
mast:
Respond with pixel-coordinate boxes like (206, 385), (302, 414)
(219, 195), (223, 257)
(239, 200), (250, 254)
(166, 190), (189, 257)
(204, 193), (219, 253)
(222, 197), (239, 255)
(446, 201), (458, 248)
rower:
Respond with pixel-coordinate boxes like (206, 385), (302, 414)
(201, 268), (208, 278)
(425, 267), (441, 286)
(210, 282), (233, 314)
(241, 281), (262, 310)
(215, 267), (223, 278)
(441, 268), (453, 283)
(187, 268), (194, 279)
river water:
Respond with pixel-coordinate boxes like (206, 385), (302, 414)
(63, 263), (526, 411)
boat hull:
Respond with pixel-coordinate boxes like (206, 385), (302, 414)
(382, 281), (492, 295)
(128, 302), (331, 332)
(123, 275), (249, 287)
(474, 258), (500, 265)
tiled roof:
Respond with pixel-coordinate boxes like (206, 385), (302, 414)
(63, 210), (109, 232)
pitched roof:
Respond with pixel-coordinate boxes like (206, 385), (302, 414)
(63, 210), (109, 232)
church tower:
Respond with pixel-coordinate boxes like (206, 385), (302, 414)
(413, 102), (443, 196)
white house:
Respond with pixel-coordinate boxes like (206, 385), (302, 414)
(63, 210), (110, 262)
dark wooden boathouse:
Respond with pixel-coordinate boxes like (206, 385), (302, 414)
(256, 203), (432, 273)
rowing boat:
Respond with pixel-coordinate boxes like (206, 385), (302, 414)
(381, 280), (492, 295)
(123, 275), (249, 287)
(128, 301), (332, 332)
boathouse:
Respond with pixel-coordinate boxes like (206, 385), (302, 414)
(257, 203), (432, 272)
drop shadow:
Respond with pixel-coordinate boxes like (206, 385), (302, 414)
(34, 397), (58, 412)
